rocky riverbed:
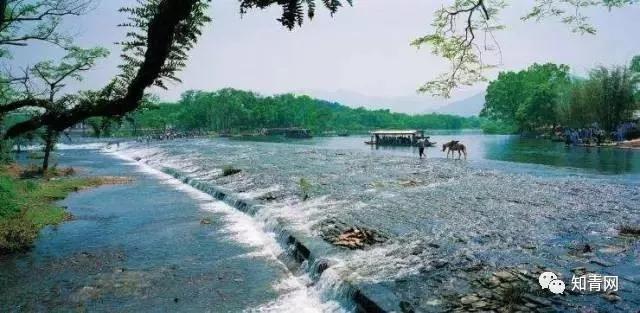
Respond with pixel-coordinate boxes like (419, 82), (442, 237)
(113, 138), (640, 312)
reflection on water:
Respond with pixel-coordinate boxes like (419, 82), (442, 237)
(483, 137), (640, 174)
(234, 132), (640, 176)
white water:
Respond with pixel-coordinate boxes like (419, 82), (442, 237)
(107, 147), (346, 313)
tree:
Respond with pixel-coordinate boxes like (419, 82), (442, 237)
(28, 46), (108, 170)
(0, 0), (93, 95)
(0, 0), (91, 49)
(485, 59), (638, 133)
(121, 87), (480, 135)
(631, 55), (640, 73)
(0, 0), (210, 140)
(587, 66), (637, 131)
(412, 0), (639, 97)
(482, 63), (570, 132)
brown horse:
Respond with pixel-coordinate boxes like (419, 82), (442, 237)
(442, 140), (467, 160)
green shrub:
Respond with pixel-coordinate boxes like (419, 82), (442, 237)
(222, 165), (241, 176)
(481, 119), (518, 134)
(0, 175), (19, 218)
(298, 177), (311, 201)
(0, 217), (38, 253)
(0, 139), (14, 165)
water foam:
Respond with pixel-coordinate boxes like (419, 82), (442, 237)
(108, 147), (344, 312)
(247, 275), (346, 313)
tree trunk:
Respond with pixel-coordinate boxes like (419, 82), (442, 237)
(42, 128), (57, 172)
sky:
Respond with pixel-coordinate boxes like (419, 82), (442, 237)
(7, 0), (640, 113)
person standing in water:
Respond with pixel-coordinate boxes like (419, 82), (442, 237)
(417, 138), (427, 159)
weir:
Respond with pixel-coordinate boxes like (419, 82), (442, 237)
(160, 167), (402, 313)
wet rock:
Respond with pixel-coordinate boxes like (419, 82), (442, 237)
(398, 179), (423, 187)
(399, 301), (415, 313)
(618, 224), (640, 236)
(599, 245), (626, 254)
(589, 258), (613, 267)
(429, 259), (449, 269)
(493, 271), (515, 282)
(424, 298), (442, 306)
(70, 286), (100, 303)
(256, 192), (279, 201)
(582, 244), (593, 253)
(487, 276), (501, 287)
(200, 217), (212, 225)
(472, 300), (488, 309)
(602, 291), (620, 302)
(315, 259), (331, 275)
(571, 266), (587, 276)
(460, 294), (480, 305)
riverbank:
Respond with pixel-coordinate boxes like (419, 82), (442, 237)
(618, 138), (640, 149)
(0, 147), (341, 312)
(0, 163), (131, 254)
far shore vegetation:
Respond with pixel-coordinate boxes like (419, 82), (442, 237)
(0, 164), (131, 254)
(83, 88), (484, 137)
(481, 58), (640, 137)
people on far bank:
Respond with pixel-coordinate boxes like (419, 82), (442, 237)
(136, 129), (206, 144)
(559, 121), (638, 146)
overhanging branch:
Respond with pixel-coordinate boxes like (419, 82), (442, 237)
(4, 0), (201, 138)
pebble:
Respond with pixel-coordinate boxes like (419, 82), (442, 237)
(472, 300), (488, 309)
(493, 271), (514, 281)
(460, 295), (480, 305)
(602, 292), (621, 302)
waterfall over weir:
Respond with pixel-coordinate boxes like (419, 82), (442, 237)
(109, 149), (399, 313)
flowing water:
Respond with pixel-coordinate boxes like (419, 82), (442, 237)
(1, 133), (639, 312)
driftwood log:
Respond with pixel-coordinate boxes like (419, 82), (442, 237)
(319, 220), (387, 250)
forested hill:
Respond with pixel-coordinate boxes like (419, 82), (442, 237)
(127, 88), (482, 134)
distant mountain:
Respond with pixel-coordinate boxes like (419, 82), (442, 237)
(294, 89), (445, 114)
(433, 92), (485, 117)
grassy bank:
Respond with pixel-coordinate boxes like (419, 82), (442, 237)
(0, 164), (130, 254)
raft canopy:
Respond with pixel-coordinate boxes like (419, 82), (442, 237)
(370, 130), (424, 136)
(367, 130), (427, 146)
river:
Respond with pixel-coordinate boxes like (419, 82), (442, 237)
(1, 133), (639, 312)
